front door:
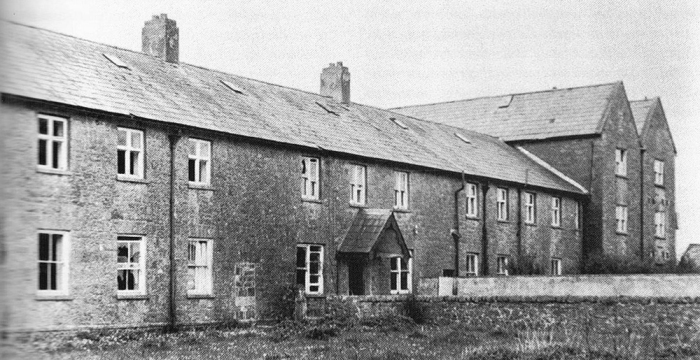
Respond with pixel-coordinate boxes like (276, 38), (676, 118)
(348, 261), (364, 295)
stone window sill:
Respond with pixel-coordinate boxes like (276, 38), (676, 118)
(305, 293), (326, 299)
(188, 183), (215, 191)
(497, 219), (510, 224)
(35, 294), (73, 301)
(525, 222), (537, 227)
(117, 293), (149, 300)
(117, 175), (150, 184)
(187, 293), (215, 299)
(465, 215), (480, 221)
(616, 231), (628, 236)
(615, 174), (629, 180)
(392, 207), (411, 213)
(349, 203), (367, 209)
(302, 198), (323, 204)
(36, 167), (72, 176)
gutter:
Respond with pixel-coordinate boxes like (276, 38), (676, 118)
(451, 171), (466, 281)
(167, 133), (180, 331)
(481, 183), (490, 276)
(640, 147), (646, 260)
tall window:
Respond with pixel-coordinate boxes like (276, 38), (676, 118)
(349, 165), (366, 205)
(117, 128), (144, 178)
(296, 245), (323, 295)
(615, 148), (627, 176)
(496, 255), (509, 276)
(550, 258), (562, 276)
(654, 160), (665, 186)
(301, 157), (320, 200)
(465, 253), (479, 277)
(655, 211), (666, 238)
(466, 183), (478, 217)
(615, 205), (628, 234)
(525, 192), (536, 224)
(188, 239), (213, 295)
(574, 202), (581, 230)
(551, 197), (561, 227)
(38, 115), (68, 170)
(117, 236), (145, 295)
(394, 171), (409, 209)
(38, 231), (70, 294)
(188, 138), (211, 185)
(390, 256), (412, 294)
(497, 188), (508, 221)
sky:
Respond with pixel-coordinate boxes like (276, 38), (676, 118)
(1, 0), (698, 256)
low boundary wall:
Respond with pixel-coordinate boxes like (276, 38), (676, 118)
(419, 274), (700, 297)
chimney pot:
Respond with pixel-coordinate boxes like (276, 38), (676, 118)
(142, 14), (179, 63)
(320, 61), (350, 104)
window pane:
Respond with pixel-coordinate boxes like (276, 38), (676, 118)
(117, 243), (128, 263)
(39, 118), (49, 134)
(309, 275), (319, 284)
(309, 262), (319, 274)
(38, 139), (47, 165)
(117, 129), (127, 146)
(117, 150), (126, 174)
(301, 159), (307, 175)
(53, 121), (64, 137)
(52, 141), (61, 169)
(130, 151), (139, 175)
(188, 243), (197, 263)
(390, 274), (397, 290)
(130, 131), (142, 149)
(52, 234), (62, 261)
(50, 262), (57, 290)
(390, 258), (397, 270)
(296, 270), (306, 285)
(130, 242), (141, 264)
(401, 272), (408, 290)
(200, 141), (211, 158)
(188, 159), (196, 182)
(39, 233), (50, 260)
(187, 139), (197, 155)
(296, 247), (306, 268)
(39, 262), (48, 290)
(199, 160), (209, 183)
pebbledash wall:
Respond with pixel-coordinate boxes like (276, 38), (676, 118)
(0, 95), (583, 331)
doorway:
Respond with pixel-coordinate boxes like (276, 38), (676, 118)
(348, 261), (364, 295)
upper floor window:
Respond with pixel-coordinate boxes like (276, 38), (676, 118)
(301, 157), (320, 200)
(390, 256), (412, 294)
(551, 197), (561, 227)
(574, 201), (581, 230)
(615, 148), (627, 177)
(496, 255), (509, 276)
(188, 239), (213, 295)
(655, 211), (666, 238)
(496, 188), (508, 221)
(349, 165), (366, 205)
(296, 244), (324, 295)
(188, 138), (211, 185)
(117, 128), (144, 178)
(38, 231), (70, 294)
(525, 192), (536, 224)
(615, 205), (628, 234)
(654, 160), (665, 186)
(550, 258), (562, 276)
(38, 115), (68, 170)
(465, 253), (479, 277)
(117, 236), (146, 295)
(394, 171), (409, 209)
(466, 183), (478, 217)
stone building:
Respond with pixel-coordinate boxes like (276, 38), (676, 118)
(393, 83), (677, 263)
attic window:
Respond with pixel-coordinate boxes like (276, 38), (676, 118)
(103, 53), (129, 69)
(455, 133), (471, 144)
(390, 117), (408, 130)
(316, 102), (338, 116)
(221, 80), (244, 95)
(497, 95), (514, 108)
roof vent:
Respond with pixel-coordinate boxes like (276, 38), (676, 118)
(103, 53), (129, 69)
(549, 118), (556, 123)
(220, 80), (244, 95)
(390, 117), (408, 130)
(455, 133), (471, 144)
(316, 102), (339, 116)
(497, 95), (514, 108)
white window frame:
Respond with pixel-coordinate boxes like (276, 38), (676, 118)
(37, 231), (70, 295)
(616, 205), (628, 234)
(394, 171), (409, 209)
(117, 127), (144, 178)
(496, 255), (509, 276)
(497, 188), (508, 221)
(551, 197), (561, 227)
(390, 256), (412, 294)
(296, 244), (324, 295)
(465, 253), (479, 277)
(574, 201), (581, 230)
(350, 165), (366, 205)
(188, 138), (211, 185)
(466, 183), (478, 217)
(117, 236), (146, 296)
(37, 114), (68, 170)
(655, 211), (666, 238)
(301, 157), (320, 200)
(188, 239), (213, 296)
(550, 258), (562, 276)
(654, 160), (664, 186)
(525, 192), (536, 224)
(615, 148), (627, 177)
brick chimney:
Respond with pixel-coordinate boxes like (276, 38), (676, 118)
(320, 62), (350, 103)
(142, 14), (179, 63)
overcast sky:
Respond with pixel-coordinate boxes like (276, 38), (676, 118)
(2, 0), (698, 256)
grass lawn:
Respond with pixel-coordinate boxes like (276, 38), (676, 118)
(3, 315), (699, 359)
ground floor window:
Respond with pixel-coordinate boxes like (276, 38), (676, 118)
(550, 258), (562, 275)
(117, 236), (145, 295)
(466, 253), (479, 276)
(390, 256), (412, 294)
(296, 244), (324, 295)
(38, 231), (70, 294)
(496, 255), (509, 276)
(188, 239), (213, 295)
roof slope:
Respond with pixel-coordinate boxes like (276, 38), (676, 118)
(391, 83), (620, 142)
(682, 244), (700, 262)
(0, 21), (583, 194)
(338, 209), (410, 255)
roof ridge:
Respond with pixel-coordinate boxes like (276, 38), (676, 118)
(390, 81), (622, 110)
(629, 97), (660, 103)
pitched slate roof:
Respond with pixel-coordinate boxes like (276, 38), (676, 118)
(391, 83), (621, 142)
(338, 209), (410, 255)
(682, 244), (700, 264)
(629, 98), (657, 135)
(0, 21), (584, 194)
